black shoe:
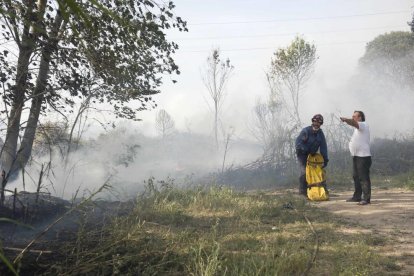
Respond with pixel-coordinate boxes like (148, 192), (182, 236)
(358, 200), (370, 205)
(346, 198), (361, 202)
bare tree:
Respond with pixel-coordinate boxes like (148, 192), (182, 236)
(250, 96), (290, 163)
(155, 109), (175, 139)
(250, 100), (275, 152)
(201, 48), (234, 148)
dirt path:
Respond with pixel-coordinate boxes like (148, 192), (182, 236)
(314, 188), (414, 275)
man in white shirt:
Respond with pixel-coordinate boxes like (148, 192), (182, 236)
(340, 111), (372, 205)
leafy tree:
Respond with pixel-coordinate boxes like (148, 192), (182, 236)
(0, 0), (187, 200)
(201, 48), (234, 148)
(359, 31), (414, 89)
(268, 36), (317, 126)
(254, 36), (317, 165)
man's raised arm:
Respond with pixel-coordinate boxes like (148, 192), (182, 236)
(340, 117), (359, 129)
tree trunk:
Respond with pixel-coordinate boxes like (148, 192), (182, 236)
(1, 20), (37, 181)
(15, 12), (64, 175)
(0, 2), (38, 204)
(214, 101), (218, 148)
(1, 1), (62, 181)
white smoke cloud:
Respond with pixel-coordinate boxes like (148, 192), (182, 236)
(7, 126), (262, 200)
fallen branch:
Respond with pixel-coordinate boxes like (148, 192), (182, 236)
(4, 247), (52, 254)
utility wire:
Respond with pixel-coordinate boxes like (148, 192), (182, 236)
(179, 41), (369, 53)
(174, 25), (407, 40)
(189, 10), (409, 26)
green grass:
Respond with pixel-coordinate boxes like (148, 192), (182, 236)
(36, 180), (399, 275)
(380, 171), (414, 190)
(326, 169), (414, 192)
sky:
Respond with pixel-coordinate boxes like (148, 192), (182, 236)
(132, 0), (414, 140)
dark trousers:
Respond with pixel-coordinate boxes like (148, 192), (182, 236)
(352, 156), (372, 201)
(297, 154), (308, 195)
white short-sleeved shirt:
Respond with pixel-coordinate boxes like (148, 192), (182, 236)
(349, 121), (371, 157)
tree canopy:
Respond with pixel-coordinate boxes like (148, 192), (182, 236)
(0, 0), (187, 194)
(268, 36), (317, 125)
(359, 31), (414, 88)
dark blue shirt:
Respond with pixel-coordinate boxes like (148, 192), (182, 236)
(295, 126), (328, 162)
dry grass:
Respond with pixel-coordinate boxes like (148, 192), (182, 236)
(7, 178), (401, 275)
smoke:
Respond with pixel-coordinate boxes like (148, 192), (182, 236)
(6, 60), (414, 200)
(7, 126), (262, 200)
(299, 48), (414, 139)
(6, 27), (414, 201)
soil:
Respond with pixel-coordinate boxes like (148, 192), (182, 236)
(313, 187), (414, 275)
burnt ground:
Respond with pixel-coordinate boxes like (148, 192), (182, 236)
(0, 193), (134, 275)
(313, 188), (414, 275)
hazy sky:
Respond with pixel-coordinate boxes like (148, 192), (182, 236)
(132, 0), (413, 139)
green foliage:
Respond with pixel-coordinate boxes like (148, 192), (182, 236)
(0, 0), (188, 181)
(387, 170), (414, 190)
(0, 251), (17, 276)
(359, 31), (414, 88)
(189, 240), (222, 276)
(406, 177), (414, 190)
(361, 31), (414, 61)
(271, 36), (317, 80)
(267, 35), (317, 141)
(0, 0), (187, 119)
(408, 12), (414, 33)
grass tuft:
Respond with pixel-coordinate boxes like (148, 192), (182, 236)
(17, 180), (400, 275)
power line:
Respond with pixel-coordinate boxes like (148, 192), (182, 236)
(189, 10), (409, 26)
(179, 40), (368, 53)
(174, 25), (408, 40)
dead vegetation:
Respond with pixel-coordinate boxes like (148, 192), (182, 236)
(0, 179), (403, 275)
